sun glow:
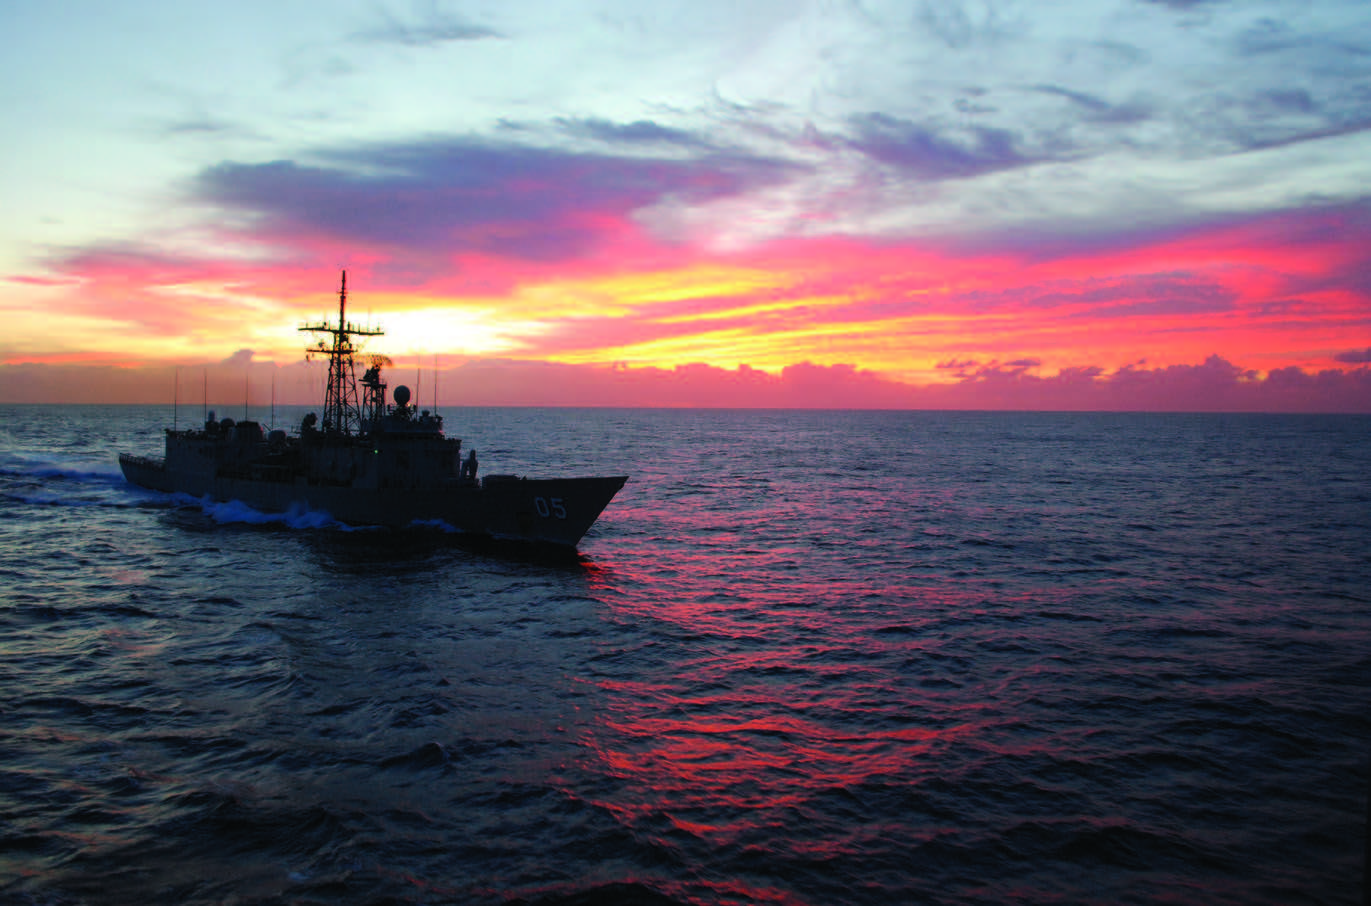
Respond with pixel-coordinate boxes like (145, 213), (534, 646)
(368, 305), (533, 359)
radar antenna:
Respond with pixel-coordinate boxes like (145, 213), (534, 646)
(359, 354), (394, 429)
(300, 270), (383, 435)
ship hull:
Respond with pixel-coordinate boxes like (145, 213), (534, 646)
(119, 454), (626, 547)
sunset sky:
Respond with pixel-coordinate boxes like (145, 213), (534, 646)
(3, 0), (1369, 410)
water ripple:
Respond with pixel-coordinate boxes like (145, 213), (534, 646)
(0, 407), (1367, 904)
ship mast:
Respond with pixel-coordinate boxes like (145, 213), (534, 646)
(301, 270), (383, 435)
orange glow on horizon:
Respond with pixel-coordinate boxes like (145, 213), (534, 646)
(4, 204), (1368, 409)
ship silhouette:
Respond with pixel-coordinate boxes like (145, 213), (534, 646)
(119, 272), (627, 546)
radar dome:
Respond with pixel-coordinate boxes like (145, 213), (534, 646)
(393, 384), (412, 407)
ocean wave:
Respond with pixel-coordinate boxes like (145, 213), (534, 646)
(2, 407), (1367, 905)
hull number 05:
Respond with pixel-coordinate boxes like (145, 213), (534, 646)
(534, 496), (568, 519)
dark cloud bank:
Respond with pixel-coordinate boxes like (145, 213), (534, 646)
(4, 356), (1368, 411)
(440, 356), (1371, 412)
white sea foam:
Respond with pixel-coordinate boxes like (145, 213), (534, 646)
(407, 517), (459, 533)
(0, 450), (123, 484)
(200, 497), (348, 530)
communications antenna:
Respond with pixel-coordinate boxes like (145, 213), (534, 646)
(300, 270), (383, 435)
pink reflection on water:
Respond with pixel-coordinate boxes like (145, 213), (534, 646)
(575, 535), (1001, 904)
(590, 703), (967, 811)
(568, 444), (1104, 901)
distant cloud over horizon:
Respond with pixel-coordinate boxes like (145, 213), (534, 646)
(1334, 348), (1371, 365)
(4, 355), (1369, 414)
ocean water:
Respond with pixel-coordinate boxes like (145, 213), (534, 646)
(1, 405), (1367, 905)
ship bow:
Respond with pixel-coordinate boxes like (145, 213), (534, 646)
(481, 475), (628, 546)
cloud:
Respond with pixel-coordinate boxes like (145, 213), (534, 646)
(221, 349), (256, 367)
(1233, 16), (1345, 57)
(844, 112), (1061, 180)
(1257, 88), (1318, 116)
(162, 117), (240, 137)
(5, 356), (1368, 412)
(350, 7), (501, 46)
(6, 274), (82, 287)
(1140, 0), (1222, 10)
(1031, 85), (1153, 125)
(1334, 348), (1371, 364)
(1217, 100), (1371, 156)
(195, 137), (799, 266)
(924, 355), (1371, 412)
(914, 0), (1020, 49)
(556, 117), (716, 150)
(1198, 17), (1371, 154)
(1053, 278), (1237, 319)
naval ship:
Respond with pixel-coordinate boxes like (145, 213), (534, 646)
(119, 272), (627, 547)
